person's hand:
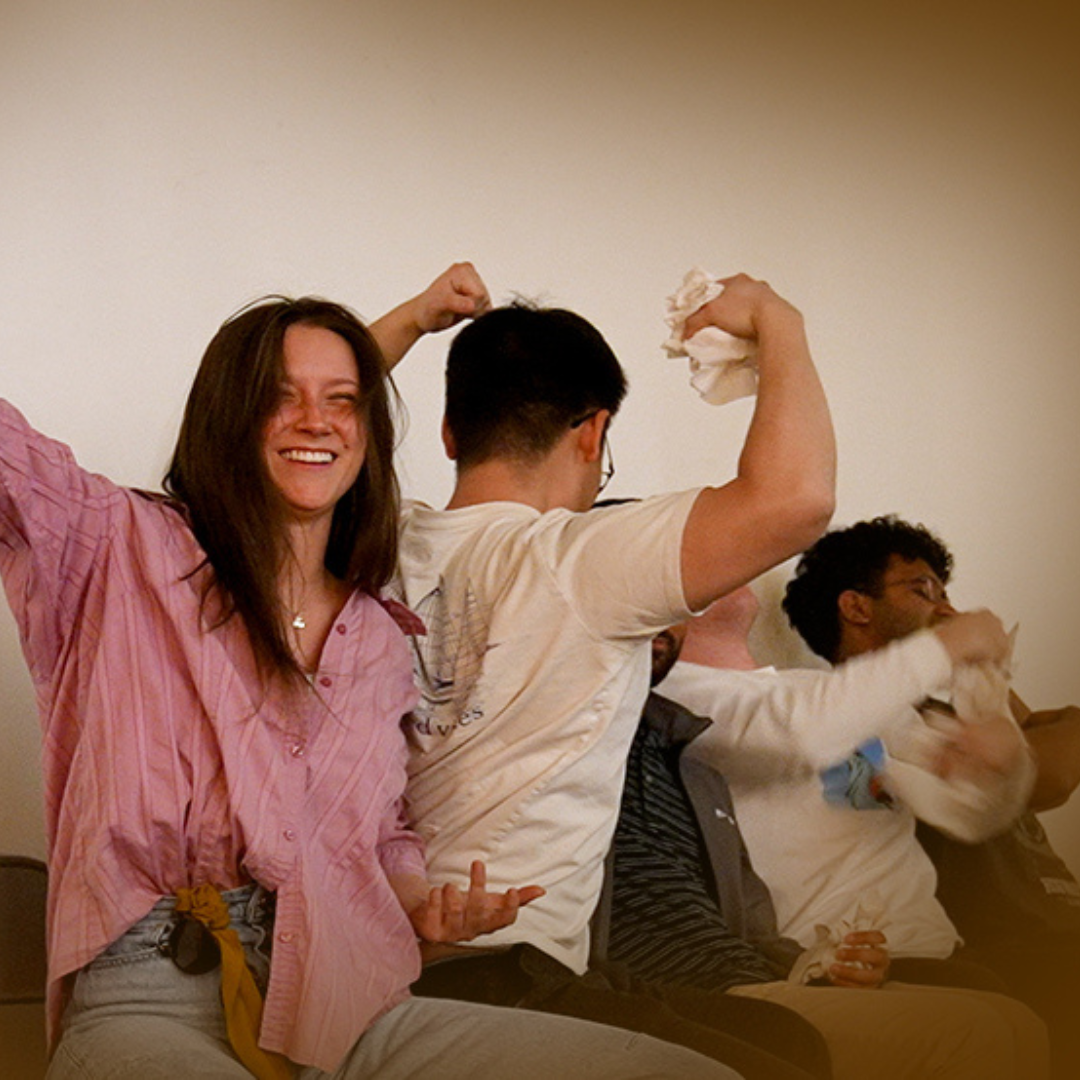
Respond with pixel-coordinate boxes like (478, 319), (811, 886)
(407, 860), (544, 944)
(933, 609), (1010, 667)
(682, 273), (802, 343)
(369, 262), (490, 369)
(411, 262), (491, 335)
(827, 930), (890, 989)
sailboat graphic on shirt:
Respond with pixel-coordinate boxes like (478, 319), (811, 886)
(408, 578), (492, 736)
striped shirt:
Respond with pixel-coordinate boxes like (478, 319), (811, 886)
(609, 702), (781, 991)
(0, 399), (422, 1072)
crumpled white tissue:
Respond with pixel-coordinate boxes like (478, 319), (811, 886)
(663, 267), (758, 405)
(787, 892), (888, 985)
(914, 626), (1018, 762)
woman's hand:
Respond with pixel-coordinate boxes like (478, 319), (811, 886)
(407, 860), (544, 944)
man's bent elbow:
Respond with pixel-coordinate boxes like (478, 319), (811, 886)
(784, 484), (835, 553)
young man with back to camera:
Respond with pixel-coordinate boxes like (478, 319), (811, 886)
(379, 262), (837, 1080)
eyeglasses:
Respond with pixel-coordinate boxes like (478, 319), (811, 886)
(570, 410), (615, 495)
(878, 574), (950, 606)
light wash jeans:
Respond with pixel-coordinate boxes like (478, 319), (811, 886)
(48, 886), (740, 1079)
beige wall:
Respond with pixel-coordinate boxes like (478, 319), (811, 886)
(2, 1), (1077, 875)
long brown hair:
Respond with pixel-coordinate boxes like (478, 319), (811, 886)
(165, 296), (400, 684)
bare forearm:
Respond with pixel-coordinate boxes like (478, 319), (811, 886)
(1021, 706), (1080, 811)
(735, 306), (836, 525)
(680, 285), (835, 609)
(369, 301), (423, 372)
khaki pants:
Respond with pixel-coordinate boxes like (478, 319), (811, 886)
(730, 979), (1049, 1080)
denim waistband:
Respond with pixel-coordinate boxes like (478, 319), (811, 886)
(68, 885), (279, 1048)
(99, 883), (276, 960)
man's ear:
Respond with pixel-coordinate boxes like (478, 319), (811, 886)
(441, 416), (458, 461)
(838, 588), (873, 626)
(574, 409), (609, 464)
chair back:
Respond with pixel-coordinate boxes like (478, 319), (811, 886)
(0, 855), (48, 1077)
(0, 855), (47, 1003)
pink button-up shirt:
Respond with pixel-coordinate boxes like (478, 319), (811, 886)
(0, 400), (423, 1071)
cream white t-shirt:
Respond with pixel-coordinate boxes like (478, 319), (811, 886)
(396, 489), (700, 973)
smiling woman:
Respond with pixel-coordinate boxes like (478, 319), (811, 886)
(0, 291), (415, 1076)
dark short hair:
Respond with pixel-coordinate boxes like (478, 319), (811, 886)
(444, 302), (627, 468)
(165, 296), (400, 684)
(782, 515), (953, 662)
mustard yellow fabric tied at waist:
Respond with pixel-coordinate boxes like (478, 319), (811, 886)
(174, 884), (293, 1080)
